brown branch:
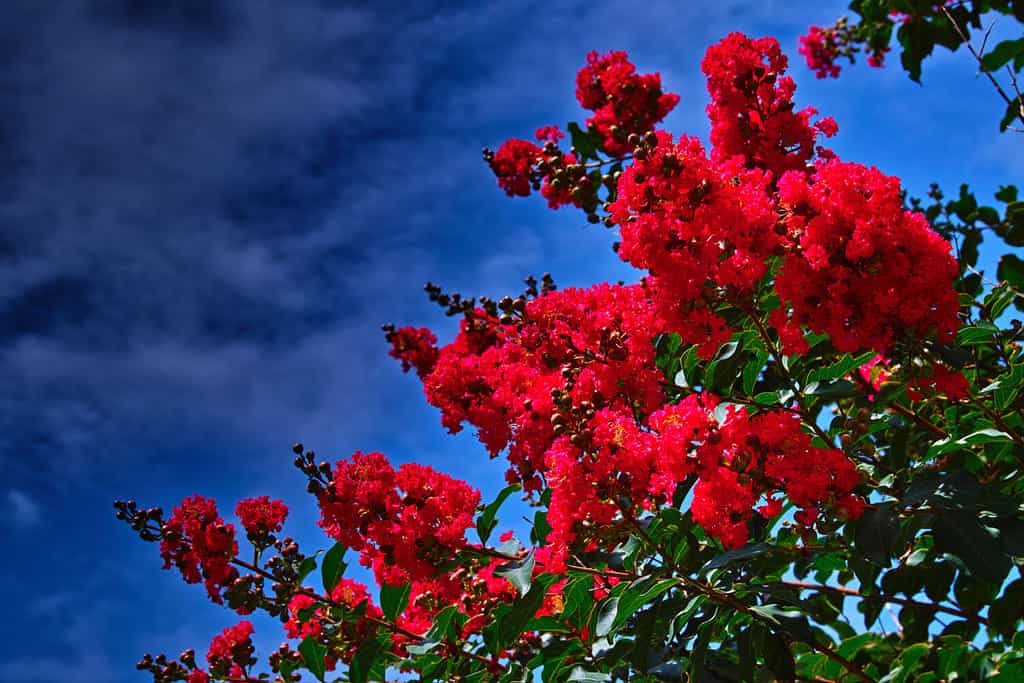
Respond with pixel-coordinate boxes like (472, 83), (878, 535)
(676, 575), (876, 683)
(613, 504), (874, 683)
(942, 6), (1024, 130)
(228, 556), (497, 668)
(778, 580), (987, 625)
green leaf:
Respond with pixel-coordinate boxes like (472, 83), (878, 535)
(349, 635), (388, 683)
(567, 122), (599, 161)
(494, 549), (535, 596)
(476, 484), (521, 544)
(749, 604), (815, 642)
(933, 511), (1011, 583)
(320, 542), (347, 593)
(956, 321), (999, 346)
(567, 668), (611, 682)
(989, 579), (1024, 637)
(978, 205), (1001, 226)
(807, 351), (875, 383)
(714, 340), (739, 361)
(981, 38), (1024, 72)
(532, 509), (552, 545)
(897, 19), (935, 82)
(855, 503), (900, 567)
(1004, 201), (1024, 244)
(489, 575), (557, 652)
(761, 630), (796, 682)
(278, 659), (296, 682)
(926, 428), (1013, 458)
(562, 574), (595, 627)
(742, 351), (768, 395)
(702, 542), (769, 571)
(403, 639), (440, 655)
(425, 605), (461, 641)
(298, 637), (327, 682)
(896, 642), (931, 683)
(613, 578), (679, 631)
(1000, 97), (1022, 133)
(998, 253), (1024, 289)
(996, 185), (1018, 203)
(994, 363), (1024, 411)
(297, 550), (322, 584)
(804, 379), (858, 399)
(594, 596), (619, 638)
(381, 581), (411, 621)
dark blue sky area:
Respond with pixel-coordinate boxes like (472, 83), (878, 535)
(0, 1), (1016, 681)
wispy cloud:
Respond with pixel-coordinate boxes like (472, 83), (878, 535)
(6, 490), (41, 527)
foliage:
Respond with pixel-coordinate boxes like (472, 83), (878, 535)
(119, 29), (1024, 683)
(799, 0), (1024, 131)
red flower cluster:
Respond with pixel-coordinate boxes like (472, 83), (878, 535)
(545, 407), (659, 560)
(160, 495), (239, 604)
(773, 159), (959, 354)
(575, 50), (679, 156)
(650, 396), (861, 549)
(235, 496), (288, 536)
(394, 560), (518, 641)
(285, 578), (382, 665)
(799, 26), (842, 78)
(798, 21), (889, 78)
(703, 33), (835, 177)
(384, 326), (439, 380)
(490, 139), (543, 197)
(414, 284), (665, 491)
(206, 620), (255, 679)
(907, 363), (970, 402)
(608, 131), (781, 358)
(487, 52), (677, 207)
(535, 389), (862, 556)
(318, 451), (480, 585)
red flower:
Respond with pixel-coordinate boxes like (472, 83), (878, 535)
(414, 284), (666, 490)
(575, 51), (679, 156)
(799, 26), (842, 79)
(703, 33), (829, 177)
(608, 132), (781, 358)
(206, 621), (255, 678)
(774, 159), (959, 355)
(907, 364), (970, 401)
(160, 495), (239, 604)
(385, 326), (439, 380)
(535, 125), (565, 144)
(489, 139), (542, 197)
(318, 451), (480, 586)
(207, 621), (254, 665)
(235, 496), (288, 535)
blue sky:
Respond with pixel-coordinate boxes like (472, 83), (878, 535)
(0, 1), (1018, 681)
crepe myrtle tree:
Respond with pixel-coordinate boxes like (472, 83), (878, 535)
(118, 31), (1024, 683)
(799, 1), (1024, 131)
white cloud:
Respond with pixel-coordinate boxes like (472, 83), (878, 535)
(7, 490), (41, 527)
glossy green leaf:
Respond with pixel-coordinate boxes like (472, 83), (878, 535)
(349, 634), (388, 683)
(494, 549), (535, 596)
(594, 596), (619, 638)
(981, 38), (1024, 72)
(381, 581), (411, 621)
(320, 542), (347, 593)
(855, 503), (900, 567)
(476, 483), (521, 544)
(298, 636), (327, 682)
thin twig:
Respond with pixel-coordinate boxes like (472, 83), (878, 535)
(941, 6), (1024, 130)
(779, 580), (987, 625)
